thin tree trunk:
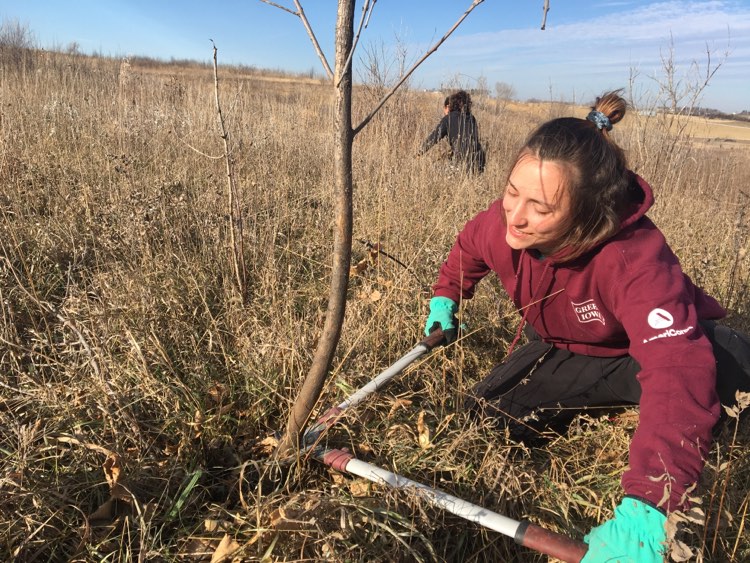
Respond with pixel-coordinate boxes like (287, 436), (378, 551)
(277, 0), (354, 456)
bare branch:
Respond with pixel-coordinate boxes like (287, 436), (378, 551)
(337, 0), (376, 88)
(365, 0), (377, 27)
(700, 36), (729, 90)
(685, 39), (727, 111)
(294, 0), (334, 80)
(541, 0), (550, 30)
(258, 0), (298, 16)
(259, 0), (334, 80)
(650, 30), (730, 116)
(353, 0), (484, 135)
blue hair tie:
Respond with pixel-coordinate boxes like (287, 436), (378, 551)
(587, 110), (612, 131)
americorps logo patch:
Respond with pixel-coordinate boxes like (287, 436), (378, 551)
(643, 307), (693, 344)
(647, 308), (674, 329)
(571, 299), (605, 325)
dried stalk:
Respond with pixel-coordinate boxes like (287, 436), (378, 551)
(212, 42), (247, 301)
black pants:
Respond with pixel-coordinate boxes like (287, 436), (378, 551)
(464, 321), (750, 441)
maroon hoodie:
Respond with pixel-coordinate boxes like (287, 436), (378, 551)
(434, 174), (725, 510)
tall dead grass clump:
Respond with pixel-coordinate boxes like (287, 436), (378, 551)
(1, 47), (749, 561)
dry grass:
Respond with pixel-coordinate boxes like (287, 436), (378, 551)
(687, 118), (750, 146)
(1, 51), (749, 562)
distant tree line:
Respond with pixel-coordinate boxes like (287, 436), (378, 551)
(691, 106), (750, 121)
(3, 17), (744, 121)
(0, 16), (324, 82)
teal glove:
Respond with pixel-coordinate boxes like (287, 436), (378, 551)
(424, 296), (458, 343)
(582, 496), (667, 563)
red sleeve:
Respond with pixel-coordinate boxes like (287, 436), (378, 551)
(432, 209), (493, 302)
(612, 259), (720, 511)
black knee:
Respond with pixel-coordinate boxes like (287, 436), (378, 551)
(703, 322), (750, 409)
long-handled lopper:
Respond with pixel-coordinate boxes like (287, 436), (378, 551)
(321, 448), (587, 562)
(300, 329), (446, 449)
(301, 329), (589, 562)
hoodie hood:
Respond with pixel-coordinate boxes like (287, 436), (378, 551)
(544, 171), (655, 264)
(620, 172), (654, 229)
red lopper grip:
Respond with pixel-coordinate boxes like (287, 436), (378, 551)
(421, 328), (447, 350)
(515, 521), (588, 563)
(321, 449), (354, 472)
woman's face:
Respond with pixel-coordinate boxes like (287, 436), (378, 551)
(503, 154), (571, 255)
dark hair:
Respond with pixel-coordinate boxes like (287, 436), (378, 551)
(514, 90), (633, 260)
(443, 96), (450, 108)
(448, 90), (472, 114)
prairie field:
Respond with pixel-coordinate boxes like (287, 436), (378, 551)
(1, 51), (750, 562)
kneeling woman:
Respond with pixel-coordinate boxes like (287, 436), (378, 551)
(424, 91), (750, 562)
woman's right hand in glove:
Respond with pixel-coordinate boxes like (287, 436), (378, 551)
(424, 296), (459, 344)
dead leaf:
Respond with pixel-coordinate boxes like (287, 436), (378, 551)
(210, 533), (240, 563)
(191, 409), (204, 438)
(88, 497), (132, 525)
(246, 530), (263, 547)
(668, 539), (696, 562)
(88, 451), (139, 525)
(204, 518), (226, 532)
(253, 435), (279, 456)
(269, 506), (316, 531)
(102, 453), (132, 501)
(215, 401), (236, 416)
(52, 434), (113, 457)
(304, 498), (322, 511)
(376, 276), (393, 288)
(103, 454), (121, 490)
(369, 290), (381, 302)
(736, 390), (750, 411)
(181, 538), (219, 559)
(349, 479), (371, 497)
(321, 542), (332, 558)
(207, 384), (226, 405)
(388, 398), (412, 418)
(367, 243), (381, 263)
(417, 411), (432, 449)
(355, 443), (373, 455)
(350, 258), (369, 277)
(329, 470), (347, 486)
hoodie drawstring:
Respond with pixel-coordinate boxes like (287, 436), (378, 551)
(506, 255), (553, 357)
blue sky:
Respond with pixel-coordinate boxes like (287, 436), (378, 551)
(1, 1), (748, 112)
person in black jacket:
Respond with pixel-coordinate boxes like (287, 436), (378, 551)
(420, 90), (486, 174)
